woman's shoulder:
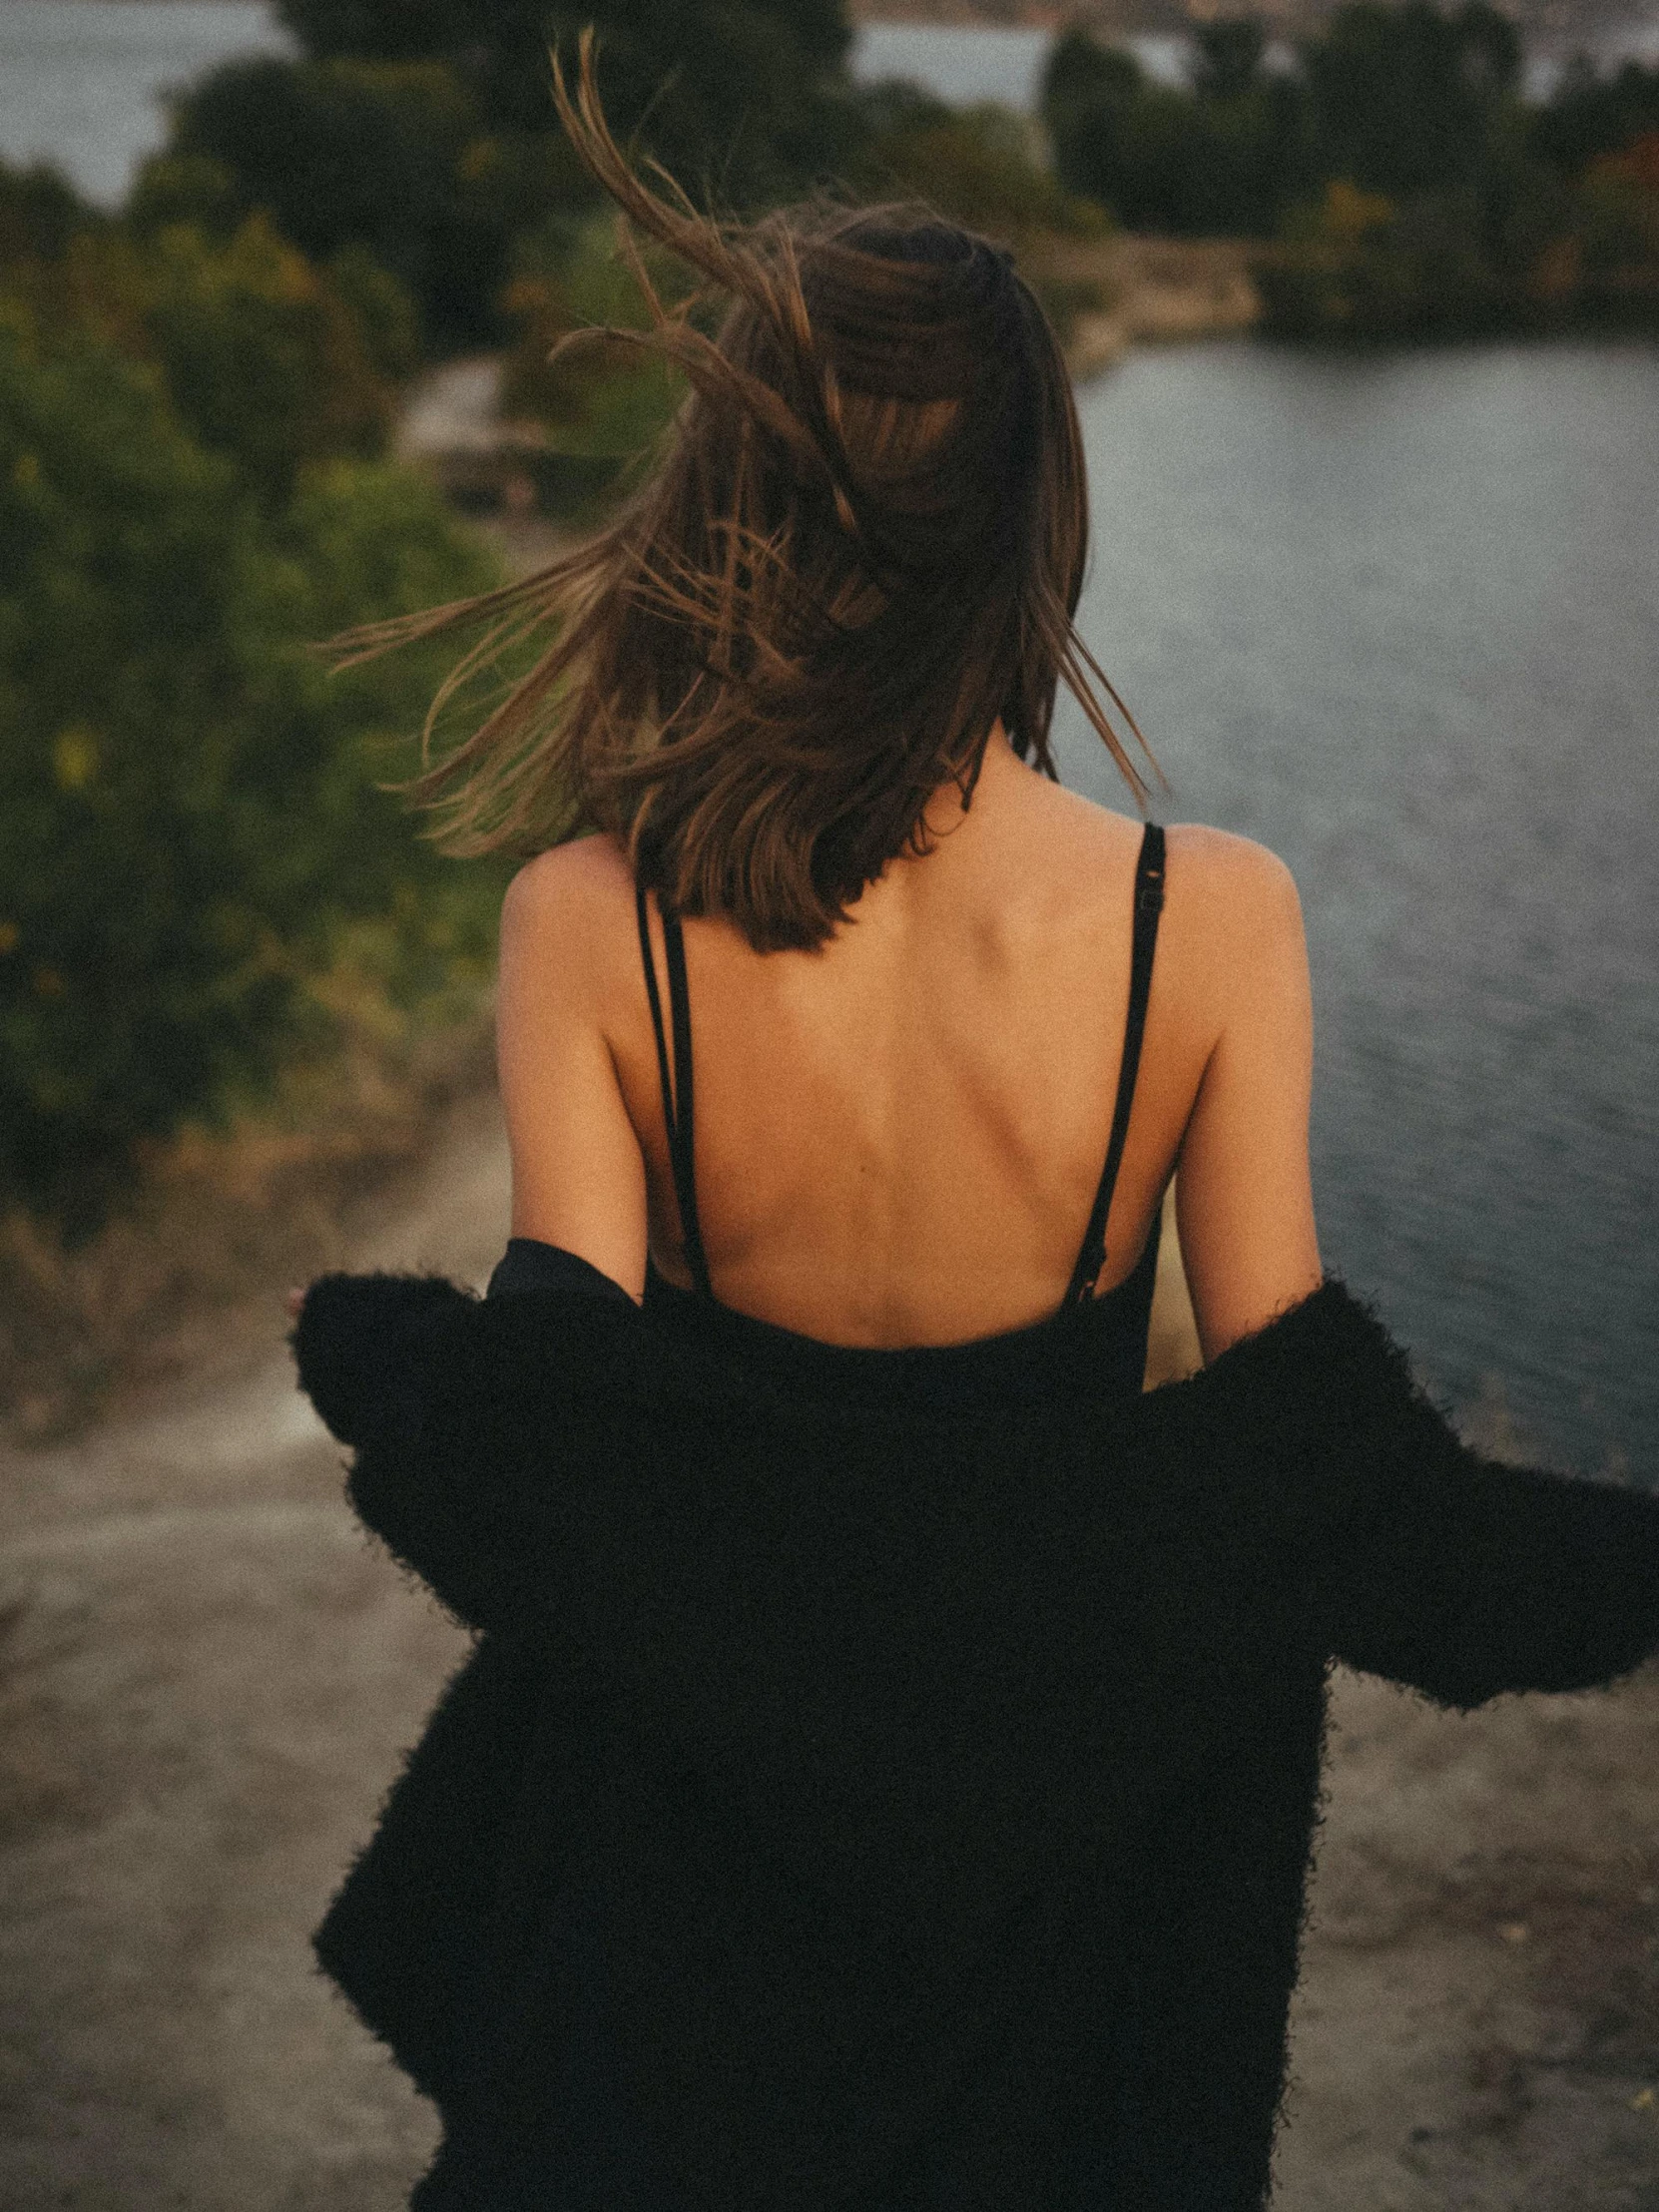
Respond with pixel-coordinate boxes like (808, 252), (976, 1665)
(1038, 786), (1303, 938)
(1164, 822), (1302, 927)
(1142, 822), (1312, 1074)
(1157, 822), (1308, 1003)
(498, 836), (640, 1017)
(503, 833), (634, 926)
(500, 834), (639, 951)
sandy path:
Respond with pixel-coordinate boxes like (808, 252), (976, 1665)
(1, 1097), (1655, 2208)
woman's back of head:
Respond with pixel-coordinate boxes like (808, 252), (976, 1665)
(340, 32), (1151, 950)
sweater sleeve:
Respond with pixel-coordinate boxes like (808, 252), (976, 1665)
(290, 1271), (469, 1450)
(291, 1272), (642, 1636)
(1307, 1291), (1659, 1710)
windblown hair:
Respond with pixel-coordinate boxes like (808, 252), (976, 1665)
(334, 33), (1155, 951)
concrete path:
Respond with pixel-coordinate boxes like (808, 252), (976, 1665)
(1, 1099), (1655, 2208)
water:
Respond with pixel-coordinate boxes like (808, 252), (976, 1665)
(848, 18), (1659, 109)
(2, 11), (1655, 1475)
(0, 1), (292, 206)
(1054, 341), (1659, 1478)
(849, 22), (1191, 110)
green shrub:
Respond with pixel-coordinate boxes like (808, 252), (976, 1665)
(0, 307), (503, 1228)
(7, 212), (409, 506)
(1257, 139), (1659, 338)
(323, 243), (426, 383)
(860, 97), (1106, 245)
(135, 216), (401, 503)
(126, 152), (245, 245)
(1258, 180), (1507, 337)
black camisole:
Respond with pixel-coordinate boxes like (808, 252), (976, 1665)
(492, 824), (1171, 1415)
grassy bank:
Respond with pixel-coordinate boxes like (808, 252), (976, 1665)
(0, 943), (497, 1442)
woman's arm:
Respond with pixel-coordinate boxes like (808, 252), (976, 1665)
(1169, 832), (1324, 1365)
(495, 840), (650, 1300)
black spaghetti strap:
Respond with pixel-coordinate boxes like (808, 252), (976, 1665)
(635, 882), (713, 1302)
(660, 907), (712, 1298)
(636, 883), (676, 1160)
(1064, 823), (1167, 1307)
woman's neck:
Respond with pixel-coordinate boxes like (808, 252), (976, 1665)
(917, 720), (1029, 842)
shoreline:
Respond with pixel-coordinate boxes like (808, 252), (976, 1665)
(1057, 235), (1264, 375)
(396, 244), (1265, 531)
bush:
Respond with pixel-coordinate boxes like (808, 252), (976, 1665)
(1257, 179), (1504, 337)
(323, 242), (426, 383)
(126, 152), (245, 245)
(7, 208), (409, 506)
(498, 216), (690, 519)
(135, 216), (402, 503)
(859, 93), (1105, 244)
(1257, 125), (1659, 339)
(0, 307), (503, 1228)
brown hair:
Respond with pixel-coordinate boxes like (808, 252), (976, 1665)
(333, 33), (1156, 952)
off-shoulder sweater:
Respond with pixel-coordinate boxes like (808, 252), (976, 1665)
(292, 1272), (1659, 2211)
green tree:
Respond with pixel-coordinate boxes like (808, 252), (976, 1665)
(275, 0), (858, 205)
(160, 56), (565, 349)
(1528, 58), (1659, 178)
(1042, 25), (1308, 236)
(1301, 0), (1522, 198)
(0, 307), (500, 1226)
(1192, 17), (1268, 103)
(0, 157), (104, 263)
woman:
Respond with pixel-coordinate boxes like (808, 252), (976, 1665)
(291, 40), (1659, 2211)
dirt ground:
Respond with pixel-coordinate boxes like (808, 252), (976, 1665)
(1, 1094), (1656, 2209)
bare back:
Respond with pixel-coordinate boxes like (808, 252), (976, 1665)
(496, 727), (1322, 1361)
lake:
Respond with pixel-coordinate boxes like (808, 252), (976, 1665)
(850, 18), (1659, 107)
(0, 2), (292, 207)
(2, 7), (1655, 1474)
(1057, 341), (1658, 1477)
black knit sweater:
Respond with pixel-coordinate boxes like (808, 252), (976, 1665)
(292, 1274), (1659, 2211)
